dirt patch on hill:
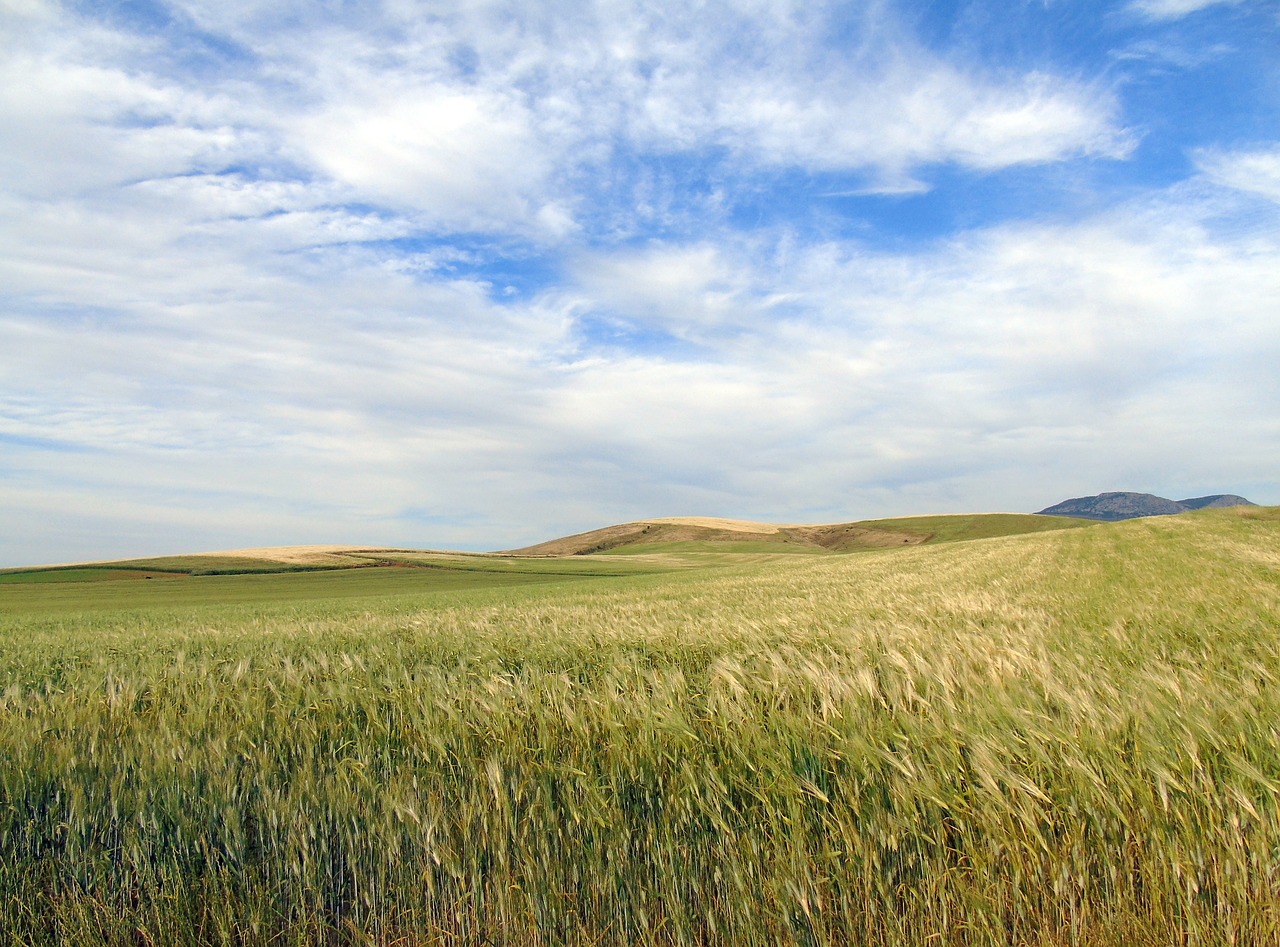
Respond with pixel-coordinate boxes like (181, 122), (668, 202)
(197, 546), (402, 566)
(501, 524), (678, 557)
(500, 522), (794, 557)
(785, 524), (928, 550)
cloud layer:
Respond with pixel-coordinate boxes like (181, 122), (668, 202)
(2, 0), (1277, 565)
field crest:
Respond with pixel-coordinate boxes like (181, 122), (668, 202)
(194, 544), (406, 565)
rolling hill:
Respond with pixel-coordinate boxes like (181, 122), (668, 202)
(500, 512), (1094, 556)
(2, 513), (1098, 585)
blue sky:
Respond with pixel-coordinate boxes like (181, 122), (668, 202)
(2, 0), (1278, 565)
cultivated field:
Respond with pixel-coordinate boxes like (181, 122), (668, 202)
(1, 508), (1278, 945)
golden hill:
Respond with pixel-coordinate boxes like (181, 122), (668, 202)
(499, 513), (1089, 557)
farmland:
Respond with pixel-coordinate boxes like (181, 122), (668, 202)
(1, 508), (1279, 945)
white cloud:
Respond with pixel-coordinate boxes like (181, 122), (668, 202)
(1196, 145), (1280, 203)
(0, 52), (220, 198)
(567, 243), (755, 336)
(1127, 0), (1243, 21)
(942, 74), (1134, 168)
(709, 64), (1131, 178)
(293, 86), (559, 232)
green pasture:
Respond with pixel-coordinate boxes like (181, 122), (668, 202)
(0, 567), (188, 584)
(0, 555), (664, 615)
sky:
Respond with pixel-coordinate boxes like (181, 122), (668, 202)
(2, 0), (1278, 565)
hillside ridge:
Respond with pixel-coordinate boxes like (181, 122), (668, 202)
(498, 512), (1091, 557)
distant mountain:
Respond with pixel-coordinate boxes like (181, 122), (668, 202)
(1037, 492), (1256, 521)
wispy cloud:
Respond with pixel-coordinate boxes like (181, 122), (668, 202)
(1126, 0), (1244, 22)
(1196, 145), (1280, 203)
(7, 1), (1131, 216)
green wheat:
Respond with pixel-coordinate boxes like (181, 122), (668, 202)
(1, 507), (1277, 945)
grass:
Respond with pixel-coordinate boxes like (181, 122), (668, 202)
(850, 512), (1096, 544)
(0, 556), (663, 615)
(0, 568), (189, 584)
(1, 507), (1278, 945)
(597, 539), (827, 556)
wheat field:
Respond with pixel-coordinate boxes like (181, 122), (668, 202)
(2, 508), (1278, 945)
